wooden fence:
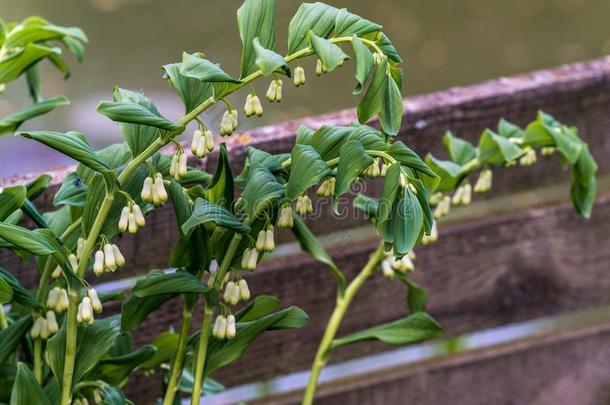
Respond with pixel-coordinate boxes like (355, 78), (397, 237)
(2, 56), (610, 404)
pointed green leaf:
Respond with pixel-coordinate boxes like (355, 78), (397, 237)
(163, 63), (214, 113)
(334, 8), (382, 37)
(205, 144), (234, 209)
(443, 131), (477, 165)
(238, 0), (278, 77)
(182, 198), (250, 236)
(331, 312), (442, 348)
(478, 129), (525, 165)
(392, 189), (423, 255)
(97, 100), (180, 132)
(0, 316), (33, 363)
(252, 37), (289, 76)
(0, 43), (60, 84)
(10, 362), (51, 405)
(19, 130), (111, 173)
(497, 118), (525, 139)
(0, 186), (26, 221)
(132, 270), (209, 297)
(85, 345), (157, 385)
(121, 293), (174, 332)
(396, 273), (428, 313)
(424, 154), (464, 192)
(286, 144), (332, 199)
(239, 164), (284, 219)
(0, 268), (40, 309)
(54, 172), (87, 207)
(180, 52), (240, 83)
(0, 96), (69, 136)
(376, 33), (402, 64)
(287, 2), (339, 53)
(387, 141), (437, 179)
(309, 31), (348, 73)
(379, 70), (403, 135)
(377, 162), (401, 224)
(351, 35), (374, 95)
(334, 140), (373, 199)
(0, 223), (58, 255)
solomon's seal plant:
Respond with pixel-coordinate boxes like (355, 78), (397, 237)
(0, 1), (598, 405)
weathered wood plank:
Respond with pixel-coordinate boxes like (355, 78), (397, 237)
(258, 316), (610, 405)
(109, 194), (610, 400)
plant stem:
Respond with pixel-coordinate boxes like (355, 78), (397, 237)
(34, 339), (43, 383)
(189, 233), (243, 405)
(302, 241), (386, 405)
(190, 305), (213, 405)
(162, 306), (194, 405)
(0, 305), (7, 329)
(60, 287), (79, 405)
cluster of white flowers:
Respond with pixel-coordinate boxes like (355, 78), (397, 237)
(316, 177), (336, 198)
(118, 202), (146, 234)
(452, 183), (472, 206)
(244, 94), (264, 117)
(433, 195), (451, 219)
(266, 79), (283, 102)
(191, 128), (215, 158)
(241, 248), (259, 270)
(72, 397), (91, 405)
(47, 287), (69, 312)
(31, 311), (59, 340)
(421, 221), (439, 245)
(141, 173), (168, 206)
(362, 158), (381, 178)
(474, 169), (493, 193)
(315, 59), (328, 76)
(212, 314), (236, 339)
(220, 109), (238, 136)
(278, 205), (294, 228)
(519, 146), (537, 166)
(93, 244), (125, 276)
(541, 146), (556, 156)
(169, 151), (188, 181)
(255, 226), (275, 252)
(76, 288), (103, 325)
(293, 66), (306, 87)
(295, 195), (313, 215)
(381, 251), (416, 279)
(223, 279), (250, 306)
(52, 253), (79, 278)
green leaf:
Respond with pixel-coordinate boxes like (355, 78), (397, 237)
(3, 16), (87, 48)
(376, 163), (401, 224)
(478, 129), (525, 165)
(351, 35), (374, 95)
(182, 198), (250, 236)
(331, 312), (442, 348)
(163, 63), (214, 114)
(205, 144), (234, 210)
(178, 371), (225, 396)
(235, 146), (287, 186)
(0, 43), (61, 84)
(334, 8), (382, 37)
(0, 268), (39, 309)
(292, 216), (346, 291)
(97, 100), (180, 132)
(18, 131), (111, 173)
(309, 31), (348, 73)
(10, 363), (51, 405)
(353, 193), (379, 218)
(239, 164), (284, 219)
(424, 154), (464, 192)
(497, 118), (525, 139)
(0, 223), (58, 255)
(396, 273), (428, 313)
(286, 144), (332, 199)
(0, 316), (32, 362)
(238, 0), (279, 78)
(54, 172), (87, 207)
(0, 96), (69, 135)
(235, 295), (281, 322)
(392, 189), (424, 255)
(379, 69), (403, 136)
(0, 186), (26, 221)
(47, 315), (121, 387)
(132, 270), (209, 297)
(25, 174), (52, 200)
(376, 33), (402, 64)
(443, 131), (477, 165)
(121, 294), (174, 332)
(0, 276), (12, 304)
(287, 2), (339, 53)
(85, 345), (157, 385)
(334, 140), (373, 200)
(252, 37), (289, 76)
(387, 141), (438, 179)
(299, 125), (354, 160)
(111, 87), (167, 156)
(204, 305), (308, 376)
(571, 176), (596, 219)
(545, 125), (583, 164)
(573, 144), (598, 186)
(180, 52), (240, 83)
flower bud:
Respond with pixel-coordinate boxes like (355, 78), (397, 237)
(93, 250), (105, 275)
(316, 177), (335, 197)
(93, 389), (103, 405)
(51, 266), (62, 278)
(273, 79), (282, 102)
(39, 318), (50, 340)
(223, 281), (237, 304)
(88, 288), (103, 313)
(381, 260), (394, 279)
(541, 146), (556, 156)
(294, 66), (306, 87)
(79, 297), (94, 324)
(195, 134), (207, 158)
(266, 80), (277, 102)
(191, 130), (203, 155)
(77, 237), (85, 259)
(246, 248), (259, 270)
(264, 228), (275, 251)
(255, 230), (266, 251)
(278, 205), (294, 228)
(226, 314), (236, 339)
(253, 94), (264, 116)
(214, 315), (227, 339)
(462, 183), (472, 205)
(204, 129), (215, 152)
(244, 94), (255, 117)
(141, 177), (153, 202)
(31, 317), (43, 339)
(47, 287), (59, 310)
(169, 153), (179, 178)
(400, 255), (415, 272)
(474, 169), (492, 193)
(112, 244), (125, 268)
(46, 311), (58, 334)
(238, 279), (250, 301)
(178, 153), (188, 178)
(154, 173), (168, 204)
(103, 244), (116, 271)
(133, 204), (146, 227)
(57, 288), (69, 312)
(118, 206), (130, 232)
(316, 59), (327, 76)
(519, 146), (537, 166)
(422, 221), (438, 245)
(68, 254), (79, 272)
(399, 173), (408, 189)
(373, 52), (383, 64)
(452, 186), (465, 205)
(241, 248), (252, 269)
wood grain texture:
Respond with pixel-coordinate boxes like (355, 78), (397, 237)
(259, 318), (610, 405)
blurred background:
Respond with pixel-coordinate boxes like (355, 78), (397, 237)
(1, 0), (610, 178)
